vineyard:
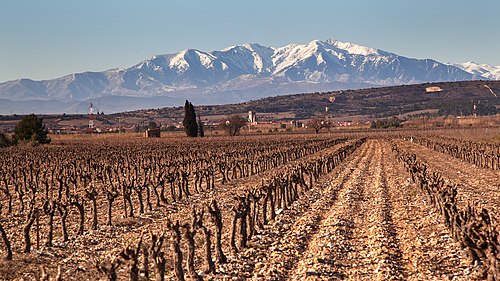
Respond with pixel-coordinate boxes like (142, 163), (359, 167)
(0, 131), (498, 280)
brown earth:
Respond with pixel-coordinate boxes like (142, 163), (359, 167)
(228, 140), (482, 280)
(0, 137), (495, 280)
(395, 140), (500, 218)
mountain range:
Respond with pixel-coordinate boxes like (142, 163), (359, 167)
(1, 38), (499, 114)
(451, 62), (500, 80)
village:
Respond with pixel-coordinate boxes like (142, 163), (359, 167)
(0, 104), (367, 137)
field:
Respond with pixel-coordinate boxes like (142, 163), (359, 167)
(0, 128), (499, 280)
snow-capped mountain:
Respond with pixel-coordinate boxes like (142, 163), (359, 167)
(450, 62), (500, 80)
(0, 38), (487, 114)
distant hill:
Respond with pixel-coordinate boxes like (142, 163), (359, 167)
(1, 80), (498, 134)
(3, 38), (500, 115)
(120, 80), (500, 119)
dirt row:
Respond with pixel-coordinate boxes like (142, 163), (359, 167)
(381, 140), (481, 280)
(290, 140), (404, 280)
(238, 136), (374, 280)
(230, 140), (478, 280)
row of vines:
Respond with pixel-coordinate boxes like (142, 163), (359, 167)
(403, 135), (500, 170)
(392, 143), (499, 280)
(86, 138), (365, 281)
(0, 135), (361, 280)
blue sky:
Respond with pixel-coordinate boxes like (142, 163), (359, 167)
(1, 0), (499, 83)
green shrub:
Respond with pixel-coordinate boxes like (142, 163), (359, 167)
(13, 114), (51, 145)
(370, 117), (402, 129)
(0, 132), (12, 148)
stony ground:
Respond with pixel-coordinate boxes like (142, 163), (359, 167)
(229, 140), (484, 280)
(395, 139), (500, 218)
(0, 138), (494, 280)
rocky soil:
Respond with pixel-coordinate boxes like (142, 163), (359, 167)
(0, 139), (494, 280)
(230, 140), (482, 280)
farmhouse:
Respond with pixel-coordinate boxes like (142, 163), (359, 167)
(425, 86), (443, 93)
(144, 128), (161, 138)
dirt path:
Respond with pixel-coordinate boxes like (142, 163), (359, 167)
(237, 138), (374, 280)
(241, 139), (475, 281)
(290, 139), (406, 280)
(396, 140), (500, 216)
(384, 141), (477, 280)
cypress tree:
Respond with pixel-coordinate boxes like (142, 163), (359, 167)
(189, 102), (198, 136)
(183, 100), (198, 137)
(197, 115), (204, 137)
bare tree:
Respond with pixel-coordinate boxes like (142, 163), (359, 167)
(23, 198), (37, 253)
(220, 115), (247, 136)
(182, 208), (203, 280)
(167, 220), (185, 281)
(43, 199), (57, 247)
(306, 116), (330, 134)
(201, 225), (215, 274)
(96, 255), (122, 281)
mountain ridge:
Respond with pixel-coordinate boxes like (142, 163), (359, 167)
(0, 38), (498, 114)
(451, 62), (500, 80)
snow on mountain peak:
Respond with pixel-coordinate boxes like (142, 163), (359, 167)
(194, 50), (218, 69)
(325, 38), (380, 56)
(137, 38), (474, 84)
(241, 43), (260, 51)
(3, 37), (491, 114)
(272, 40), (327, 73)
(452, 61), (500, 80)
(169, 50), (190, 72)
(215, 43), (275, 74)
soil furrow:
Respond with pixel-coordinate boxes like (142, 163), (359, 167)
(386, 140), (477, 280)
(286, 140), (378, 280)
(289, 139), (475, 281)
(242, 140), (374, 280)
(363, 141), (406, 280)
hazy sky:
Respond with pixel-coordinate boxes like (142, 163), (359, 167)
(1, 0), (499, 83)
